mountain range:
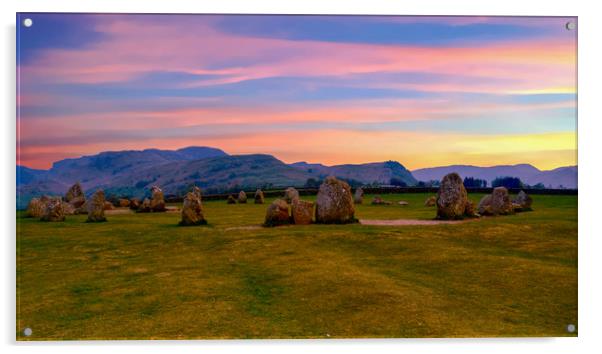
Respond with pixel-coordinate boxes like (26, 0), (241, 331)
(16, 146), (577, 209)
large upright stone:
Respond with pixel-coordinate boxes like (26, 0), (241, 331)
(65, 182), (86, 208)
(315, 176), (356, 224)
(478, 187), (514, 216)
(179, 192), (206, 226)
(238, 190), (248, 204)
(292, 199), (314, 225)
(150, 186), (166, 212)
(40, 197), (65, 222)
(284, 187), (299, 203)
(26, 198), (45, 218)
(436, 173), (472, 219)
(86, 190), (107, 222)
(254, 189), (265, 204)
(264, 199), (290, 227)
(191, 186), (202, 200)
(354, 187), (364, 204)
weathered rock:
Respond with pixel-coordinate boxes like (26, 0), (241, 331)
(371, 196), (391, 205)
(264, 199), (291, 227)
(103, 201), (115, 210)
(436, 173), (473, 220)
(40, 197), (65, 222)
(129, 198), (141, 210)
(87, 190), (107, 222)
(465, 200), (477, 217)
(179, 192), (206, 226)
(137, 198), (152, 213)
(478, 187), (514, 216)
(424, 196), (436, 207)
(191, 186), (202, 200)
(118, 198), (130, 207)
(65, 182), (86, 208)
(26, 198), (45, 218)
(398, 201), (409, 206)
(238, 190), (247, 204)
(292, 199), (314, 225)
(512, 190), (533, 212)
(354, 187), (364, 204)
(254, 189), (265, 204)
(315, 176), (356, 224)
(62, 201), (76, 215)
(150, 186), (166, 212)
(74, 201), (88, 214)
(284, 187), (299, 203)
(227, 195), (236, 204)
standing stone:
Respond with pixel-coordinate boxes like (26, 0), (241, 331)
(118, 198), (130, 207)
(191, 186), (202, 200)
(86, 190), (107, 222)
(26, 198), (45, 218)
(436, 173), (473, 219)
(129, 198), (141, 210)
(62, 201), (76, 215)
(284, 187), (300, 203)
(65, 182), (86, 208)
(424, 196), (436, 207)
(315, 176), (356, 224)
(150, 186), (166, 212)
(354, 187), (364, 204)
(478, 187), (514, 216)
(238, 190), (248, 204)
(264, 199), (291, 227)
(292, 199), (314, 225)
(137, 198), (152, 213)
(179, 192), (206, 226)
(227, 195), (236, 204)
(512, 190), (533, 211)
(40, 197), (65, 222)
(254, 189), (265, 204)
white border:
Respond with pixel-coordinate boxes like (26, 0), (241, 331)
(2, 1), (601, 353)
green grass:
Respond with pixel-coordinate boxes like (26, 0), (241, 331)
(16, 193), (577, 339)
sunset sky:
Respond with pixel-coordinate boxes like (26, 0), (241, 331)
(16, 14), (577, 170)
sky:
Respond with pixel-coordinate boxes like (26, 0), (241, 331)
(16, 14), (577, 170)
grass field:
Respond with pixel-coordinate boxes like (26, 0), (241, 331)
(16, 192), (577, 340)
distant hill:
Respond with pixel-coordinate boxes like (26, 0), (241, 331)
(291, 160), (416, 186)
(16, 165), (48, 185)
(412, 164), (577, 189)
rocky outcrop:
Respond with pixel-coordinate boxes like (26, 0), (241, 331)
(40, 197), (65, 222)
(238, 190), (247, 204)
(254, 189), (265, 204)
(436, 173), (475, 219)
(264, 199), (291, 227)
(86, 190), (107, 222)
(478, 187), (514, 216)
(315, 176), (356, 224)
(292, 199), (314, 225)
(179, 192), (206, 226)
(354, 187), (364, 204)
(284, 187), (299, 203)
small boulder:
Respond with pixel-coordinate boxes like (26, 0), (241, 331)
(354, 187), (364, 204)
(179, 192), (206, 226)
(65, 182), (86, 208)
(436, 173), (474, 220)
(264, 199), (291, 227)
(398, 201), (409, 206)
(238, 190), (247, 204)
(227, 195), (236, 204)
(478, 187), (514, 216)
(254, 189), (265, 204)
(315, 176), (356, 224)
(137, 198), (152, 213)
(118, 198), (130, 207)
(26, 198), (45, 218)
(292, 199), (314, 225)
(284, 187), (299, 203)
(87, 190), (107, 222)
(150, 186), (166, 212)
(424, 196), (436, 207)
(371, 196), (391, 205)
(40, 197), (65, 222)
(512, 190), (533, 212)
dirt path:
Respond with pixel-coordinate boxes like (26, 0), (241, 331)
(359, 218), (476, 226)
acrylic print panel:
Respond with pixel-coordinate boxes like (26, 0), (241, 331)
(16, 13), (577, 340)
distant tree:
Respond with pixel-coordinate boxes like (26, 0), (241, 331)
(417, 181), (426, 187)
(492, 176), (523, 189)
(389, 177), (407, 187)
(531, 182), (545, 189)
(463, 177), (487, 188)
